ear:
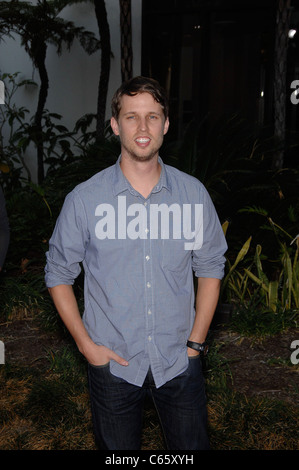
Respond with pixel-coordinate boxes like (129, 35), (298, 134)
(110, 117), (119, 136)
(163, 117), (170, 135)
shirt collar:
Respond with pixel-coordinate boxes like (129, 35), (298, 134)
(112, 155), (172, 197)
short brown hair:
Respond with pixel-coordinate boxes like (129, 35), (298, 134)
(111, 76), (169, 121)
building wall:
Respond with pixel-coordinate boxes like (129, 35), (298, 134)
(0, 0), (142, 180)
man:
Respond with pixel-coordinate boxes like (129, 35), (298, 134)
(45, 76), (227, 450)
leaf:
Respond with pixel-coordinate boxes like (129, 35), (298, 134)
(231, 236), (252, 269)
(244, 269), (268, 293)
(268, 281), (278, 312)
(221, 236), (252, 295)
(254, 244), (269, 286)
(222, 220), (229, 236)
(239, 206), (269, 217)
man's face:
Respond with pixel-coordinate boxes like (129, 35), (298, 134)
(110, 92), (169, 163)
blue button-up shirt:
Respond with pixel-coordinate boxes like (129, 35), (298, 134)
(45, 156), (227, 388)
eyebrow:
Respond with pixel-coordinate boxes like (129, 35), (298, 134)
(123, 111), (162, 116)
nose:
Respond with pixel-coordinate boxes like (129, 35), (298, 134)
(138, 116), (148, 132)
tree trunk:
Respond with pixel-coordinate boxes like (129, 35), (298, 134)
(34, 41), (49, 184)
(119, 0), (133, 82)
(94, 0), (111, 141)
(272, 0), (291, 170)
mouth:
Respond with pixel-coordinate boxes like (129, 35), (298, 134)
(135, 137), (151, 147)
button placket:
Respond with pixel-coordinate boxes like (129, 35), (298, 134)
(144, 198), (154, 348)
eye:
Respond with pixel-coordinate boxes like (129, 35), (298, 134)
(149, 114), (158, 120)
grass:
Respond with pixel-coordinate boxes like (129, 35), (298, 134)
(0, 269), (298, 450)
(1, 336), (298, 450)
(0, 273), (44, 321)
(208, 392), (298, 450)
(0, 350), (95, 450)
(204, 336), (298, 450)
(229, 294), (298, 339)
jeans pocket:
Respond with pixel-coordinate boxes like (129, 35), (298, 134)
(188, 354), (201, 360)
(88, 361), (110, 369)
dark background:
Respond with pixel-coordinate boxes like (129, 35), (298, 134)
(142, 0), (299, 166)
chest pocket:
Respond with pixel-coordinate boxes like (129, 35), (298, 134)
(162, 238), (191, 272)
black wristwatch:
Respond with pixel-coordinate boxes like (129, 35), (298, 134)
(186, 340), (209, 356)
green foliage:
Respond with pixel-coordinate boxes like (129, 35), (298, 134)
(0, 72), (37, 181)
(47, 344), (87, 385)
(0, 72), (76, 186)
(220, 207), (299, 337)
(0, 272), (43, 321)
(42, 119), (120, 215)
(24, 378), (82, 427)
(208, 391), (298, 450)
(229, 294), (298, 337)
(14, 110), (75, 167)
(2, 185), (54, 268)
(240, 207), (299, 312)
(0, 0), (100, 60)
(0, 0), (101, 182)
(204, 339), (233, 395)
(220, 222), (252, 303)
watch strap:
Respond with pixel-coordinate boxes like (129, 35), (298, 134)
(186, 340), (208, 354)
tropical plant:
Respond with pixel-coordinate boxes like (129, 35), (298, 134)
(0, 0), (100, 183)
(224, 206), (299, 313)
(220, 220), (252, 304)
(244, 244), (280, 312)
(43, 118), (120, 217)
(0, 72), (36, 181)
(241, 211), (299, 311)
(0, 72), (76, 188)
(220, 204), (299, 316)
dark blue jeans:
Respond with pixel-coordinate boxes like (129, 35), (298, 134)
(88, 356), (210, 450)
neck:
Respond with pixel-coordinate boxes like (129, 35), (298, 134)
(120, 154), (161, 199)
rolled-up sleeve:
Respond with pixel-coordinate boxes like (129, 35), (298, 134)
(192, 187), (227, 279)
(45, 191), (88, 287)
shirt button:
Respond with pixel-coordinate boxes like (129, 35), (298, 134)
(146, 282), (151, 288)
(145, 255), (150, 261)
(145, 228), (149, 234)
(148, 336), (152, 341)
(148, 309), (152, 315)
(144, 201), (147, 206)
